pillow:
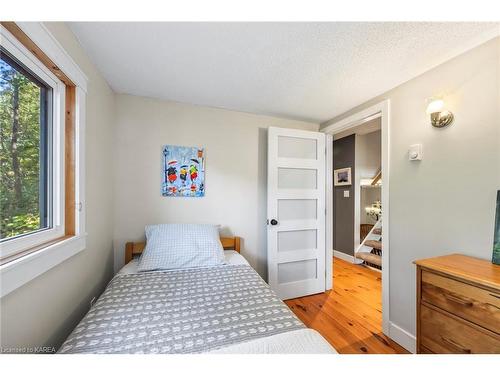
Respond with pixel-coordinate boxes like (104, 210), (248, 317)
(137, 223), (225, 272)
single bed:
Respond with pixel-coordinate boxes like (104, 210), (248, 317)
(59, 235), (336, 354)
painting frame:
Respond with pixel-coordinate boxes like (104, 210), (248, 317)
(334, 167), (352, 186)
(493, 190), (500, 265)
(161, 145), (205, 197)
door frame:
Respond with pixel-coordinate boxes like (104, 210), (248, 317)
(322, 99), (390, 336)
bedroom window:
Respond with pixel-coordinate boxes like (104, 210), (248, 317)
(0, 50), (53, 245)
(0, 39), (65, 263)
(0, 23), (85, 274)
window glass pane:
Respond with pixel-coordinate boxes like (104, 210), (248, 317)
(0, 50), (50, 241)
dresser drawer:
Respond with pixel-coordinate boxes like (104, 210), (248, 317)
(421, 270), (500, 333)
(420, 304), (500, 354)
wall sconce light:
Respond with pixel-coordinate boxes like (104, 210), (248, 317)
(426, 98), (454, 128)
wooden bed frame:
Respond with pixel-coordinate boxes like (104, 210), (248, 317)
(125, 236), (241, 264)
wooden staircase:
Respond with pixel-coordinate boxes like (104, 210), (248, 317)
(355, 219), (382, 269)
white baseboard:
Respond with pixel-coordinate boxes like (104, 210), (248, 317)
(388, 321), (416, 353)
(333, 250), (363, 264)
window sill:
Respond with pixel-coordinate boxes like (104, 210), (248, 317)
(0, 234), (86, 298)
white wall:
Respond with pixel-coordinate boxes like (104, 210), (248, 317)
(356, 130), (381, 181)
(0, 23), (116, 350)
(113, 94), (319, 278)
(321, 36), (500, 346)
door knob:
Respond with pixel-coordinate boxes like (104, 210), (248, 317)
(270, 219), (278, 225)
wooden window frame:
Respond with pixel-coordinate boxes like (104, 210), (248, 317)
(0, 22), (87, 297)
(0, 39), (65, 261)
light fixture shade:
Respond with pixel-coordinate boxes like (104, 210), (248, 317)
(426, 99), (444, 114)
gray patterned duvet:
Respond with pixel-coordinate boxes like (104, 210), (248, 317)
(59, 265), (304, 354)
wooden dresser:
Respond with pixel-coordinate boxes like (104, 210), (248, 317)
(414, 254), (500, 354)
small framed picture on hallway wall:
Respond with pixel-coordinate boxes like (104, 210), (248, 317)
(334, 167), (351, 186)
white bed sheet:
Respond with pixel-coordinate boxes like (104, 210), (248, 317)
(208, 328), (337, 354)
(118, 250), (249, 275)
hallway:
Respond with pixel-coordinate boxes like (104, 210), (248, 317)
(285, 257), (408, 354)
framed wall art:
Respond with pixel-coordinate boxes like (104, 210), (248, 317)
(334, 167), (352, 186)
(162, 145), (205, 197)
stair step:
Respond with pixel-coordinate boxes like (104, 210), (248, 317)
(364, 240), (382, 250)
(356, 252), (382, 266)
(372, 228), (382, 235)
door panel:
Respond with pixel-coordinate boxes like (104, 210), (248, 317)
(278, 259), (318, 284)
(278, 199), (317, 221)
(277, 168), (317, 189)
(278, 136), (318, 159)
(268, 127), (326, 300)
(278, 229), (317, 253)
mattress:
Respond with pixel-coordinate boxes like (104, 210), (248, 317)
(117, 250), (249, 275)
(208, 328), (335, 354)
(59, 253), (336, 354)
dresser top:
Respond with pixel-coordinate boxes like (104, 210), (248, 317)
(414, 254), (500, 290)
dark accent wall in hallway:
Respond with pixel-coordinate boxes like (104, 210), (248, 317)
(333, 134), (355, 256)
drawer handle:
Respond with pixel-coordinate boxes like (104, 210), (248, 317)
(444, 293), (473, 307)
(441, 337), (471, 354)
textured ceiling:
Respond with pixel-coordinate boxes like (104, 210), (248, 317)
(68, 22), (499, 123)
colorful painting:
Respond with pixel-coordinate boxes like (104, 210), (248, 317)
(493, 191), (500, 265)
(162, 145), (205, 197)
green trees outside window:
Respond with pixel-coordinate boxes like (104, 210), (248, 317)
(0, 50), (50, 240)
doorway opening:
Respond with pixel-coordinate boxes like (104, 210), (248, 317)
(281, 101), (404, 352)
(332, 117), (382, 270)
(323, 100), (391, 338)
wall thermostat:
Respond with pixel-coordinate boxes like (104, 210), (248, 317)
(409, 144), (423, 161)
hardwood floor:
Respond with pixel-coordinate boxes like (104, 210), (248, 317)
(285, 257), (409, 354)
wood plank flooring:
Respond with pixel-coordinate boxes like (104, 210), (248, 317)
(285, 257), (409, 354)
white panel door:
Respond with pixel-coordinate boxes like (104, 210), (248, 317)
(267, 127), (326, 300)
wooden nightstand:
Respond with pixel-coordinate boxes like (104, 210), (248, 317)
(414, 254), (500, 354)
